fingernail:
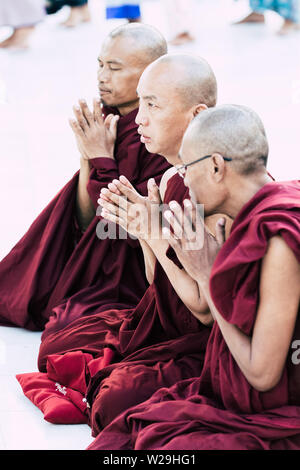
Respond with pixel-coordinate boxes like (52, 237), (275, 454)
(184, 199), (192, 207)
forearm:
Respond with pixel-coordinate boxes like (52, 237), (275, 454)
(139, 239), (157, 285)
(199, 281), (268, 390)
(147, 238), (211, 320)
(76, 158), (95, 231)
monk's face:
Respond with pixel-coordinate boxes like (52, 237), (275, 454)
(135, 65), (195, 162)
(180, 133), (226, 216)
(97, 36), (148, 115)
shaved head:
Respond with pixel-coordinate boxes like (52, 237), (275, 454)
(141, 54), (218, 109)
(136, 53), (218, 161)
(185, 104), (269, 175)
(98, 24), (168, 115)
(106, 23), (168, 66)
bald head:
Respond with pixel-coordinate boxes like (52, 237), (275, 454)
(106, 23), (168, 65)
(142, 54), (218, 109)
(98, 24), (168, 115)
(185, 104), (269, 175)
(135, 53), (218, 162)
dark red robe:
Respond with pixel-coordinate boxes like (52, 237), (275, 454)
(87, 180), (300, 451)
(0, 108), (170, 331)
(16, 173), (211, 434)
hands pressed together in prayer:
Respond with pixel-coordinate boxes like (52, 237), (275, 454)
(69, 98), (120, 160)
(98, 176), (163, 241)
(98, 176), (227, 291)
(163, 199), (227, 286)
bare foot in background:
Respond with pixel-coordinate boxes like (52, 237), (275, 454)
(127, 18), (141, 23)
(169, 32), (195, 46)
(277, 19), (300, 35)
(0, 26), (35, 49)
(233, 12), (265, 24)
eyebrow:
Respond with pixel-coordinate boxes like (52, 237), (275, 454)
(97, 58), (123, 65)
(140, 95), (158, 101)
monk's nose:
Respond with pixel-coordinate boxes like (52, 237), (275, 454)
(135, 109), (147, 126)
(98, 68), (110, 83)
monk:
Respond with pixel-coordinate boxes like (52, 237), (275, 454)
(88, 105), (300, 451)
(0, 23), (170, 331)
(17, 54), (229, 436)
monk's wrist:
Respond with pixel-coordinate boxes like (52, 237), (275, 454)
(196, 277), (210, 296)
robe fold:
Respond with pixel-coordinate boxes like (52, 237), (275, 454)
(86, 180), (300, 451)
(17, 173), (210, 434)
(0, 107), (170, 331)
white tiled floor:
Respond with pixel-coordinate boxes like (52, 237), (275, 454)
(0, 326), (94, 449)
(0, 0), (300, 450)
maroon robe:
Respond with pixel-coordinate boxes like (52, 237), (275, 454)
(87, 180), (300, 451)
(16, 173), (210, 434)
(0, 108), (170, 331)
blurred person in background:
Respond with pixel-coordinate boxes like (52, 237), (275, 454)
(105, 0), (141, 23)
(235, 0), (300, 35)
(0, 0), (45, 49)
(46, 0), (91, 27)
(163, 0), (195, 45)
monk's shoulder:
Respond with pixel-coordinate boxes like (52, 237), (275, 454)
(159, 166), (178, 201)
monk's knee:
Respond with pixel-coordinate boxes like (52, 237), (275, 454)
(90, 367), (154, 434)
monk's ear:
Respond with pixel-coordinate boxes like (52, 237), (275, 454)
(211, 153), (226, 182)
(193, 103), (208, 117)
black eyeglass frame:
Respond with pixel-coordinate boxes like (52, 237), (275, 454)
(176, 154), (233, 177)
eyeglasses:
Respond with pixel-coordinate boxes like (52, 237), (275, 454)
(176, 154), (233, 178)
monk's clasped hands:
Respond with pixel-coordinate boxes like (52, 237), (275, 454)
(98, 176), (162, 240)
(69, 98), (120, 160)
(163, 199), (227, 284)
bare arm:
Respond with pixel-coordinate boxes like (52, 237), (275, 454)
(139, 239), (156, 285)
(139, 166), (189, 288)
(147, 237), (212, 324)
(76, 157), (95, 231)
(198, 236), (300, 392)
(70, 99), (119, 231)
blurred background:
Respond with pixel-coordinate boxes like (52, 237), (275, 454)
(1, 0), (300, 260)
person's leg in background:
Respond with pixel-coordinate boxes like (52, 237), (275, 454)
(234, 0), (300, 34)
(61, 0), (91, 28)
(276, 0), (300, 34)
(0, 0), (45, 49)
(234, 0), (271, 24)
(163, 0), (195, 45)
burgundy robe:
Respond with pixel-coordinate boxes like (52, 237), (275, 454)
(0, 108), (170, 331)
(87, 180), (300, 451)
(16, 173), (210, 434)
